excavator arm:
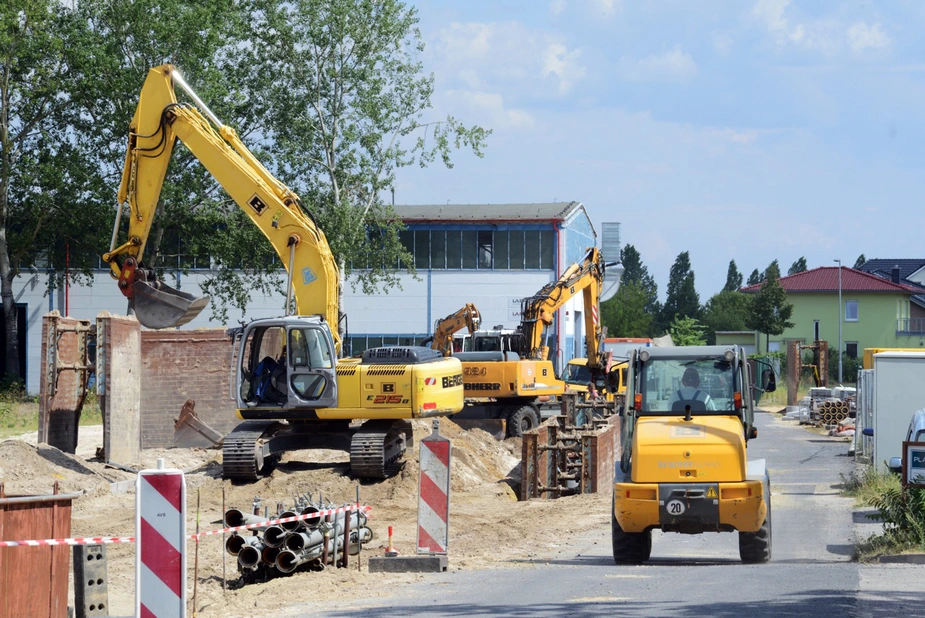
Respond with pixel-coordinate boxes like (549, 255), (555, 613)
(520, 247), (611, 376)
(102, 65), (340, 350)
(431, 303), (481, 356)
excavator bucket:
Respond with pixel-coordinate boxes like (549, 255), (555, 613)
(132, 280), (209, 329)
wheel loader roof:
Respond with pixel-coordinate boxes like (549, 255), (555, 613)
(640, 345), (740, 360)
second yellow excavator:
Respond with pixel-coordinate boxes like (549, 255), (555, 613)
(103, 65), (465, 480)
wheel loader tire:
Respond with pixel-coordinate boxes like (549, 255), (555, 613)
(612, 505), (651, 565)
(507, 405), (540, 438)
(739, 477), (772, 564)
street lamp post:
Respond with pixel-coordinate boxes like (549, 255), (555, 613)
(834, 259), (843, 383)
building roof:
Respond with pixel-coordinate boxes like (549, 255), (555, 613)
(857, 258), (925, 281)
(392, 201), (583, 222)
(740, 266), (921, 294)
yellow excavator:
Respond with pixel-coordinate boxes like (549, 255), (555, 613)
(425, 303), (482, 357)
(454, 247), (621, 436)
(102, 65), (464, 480)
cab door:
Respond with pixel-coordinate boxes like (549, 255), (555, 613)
(286, 325), (338, 408)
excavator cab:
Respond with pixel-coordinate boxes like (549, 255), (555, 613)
(236, 317), (338, 410)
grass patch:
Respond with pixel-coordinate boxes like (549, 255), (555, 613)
(0, 384), (102, 440)
(844, 465), (925, 560)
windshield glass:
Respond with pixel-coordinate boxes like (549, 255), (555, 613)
(639, 358), (735, 413)
(562, 363), (591, 385)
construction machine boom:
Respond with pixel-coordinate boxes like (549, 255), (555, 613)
(103, 65), (464, 479)
(430, 304), (481, 357)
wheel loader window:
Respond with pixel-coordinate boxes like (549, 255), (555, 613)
(639, 358), (735, 415)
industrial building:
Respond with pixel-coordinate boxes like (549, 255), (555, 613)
(5, 203), (617, 393)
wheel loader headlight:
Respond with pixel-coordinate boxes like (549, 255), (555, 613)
(638, 350), (650, 362)
(724, 349), (735, 362)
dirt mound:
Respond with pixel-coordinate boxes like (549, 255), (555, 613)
(0, 440), (115, 497)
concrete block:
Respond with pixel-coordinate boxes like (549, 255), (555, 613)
(367, 554), (448, 573)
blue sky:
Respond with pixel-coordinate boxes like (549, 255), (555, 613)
(393, 0), (925, 301)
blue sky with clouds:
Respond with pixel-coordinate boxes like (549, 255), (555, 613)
(393, 0), (925, 301)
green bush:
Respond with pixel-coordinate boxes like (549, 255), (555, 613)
(828, 352), (861, 384)
(867, 486), (925, 551)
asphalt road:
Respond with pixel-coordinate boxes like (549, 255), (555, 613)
(293, 413), (925, 618)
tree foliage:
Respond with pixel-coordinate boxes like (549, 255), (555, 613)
(788, 256), (808, 275)
(601, 281), (652, 338)
(619, 244), (659, 319)
(746, 261), (794, 349)
(702, 290), (753, 344)
(669, 315), (707, 346)
(854, 254), (867, 269)
(723, 260), (743, 292)
(242, 0), (489, 296)
(659, 251), (700, 332)
(747, 268), (762, 286)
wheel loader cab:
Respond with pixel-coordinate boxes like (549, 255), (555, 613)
(237, 317), (338, 410)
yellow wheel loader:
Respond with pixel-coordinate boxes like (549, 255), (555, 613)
(613, 345), (776, 564)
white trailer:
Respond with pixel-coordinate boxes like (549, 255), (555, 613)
(872, 352), (925, 472)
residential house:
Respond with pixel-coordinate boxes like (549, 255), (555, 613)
(856, 259), (925, 333)
(740, 266), (924, 357)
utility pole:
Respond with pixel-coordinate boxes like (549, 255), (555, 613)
(834, 259), (842, 383)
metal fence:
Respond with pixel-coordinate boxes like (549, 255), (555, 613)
(854, 369), (875, 463)
(897, 318), (925, 335)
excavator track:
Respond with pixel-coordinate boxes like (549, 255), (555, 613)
(350, 420), (412, 479)
(222, 421), (277, 481)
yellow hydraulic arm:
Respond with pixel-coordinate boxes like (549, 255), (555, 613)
(520, 247), (607, 373)
(431, 303), (481, 356)
(102, 65), (340, 349)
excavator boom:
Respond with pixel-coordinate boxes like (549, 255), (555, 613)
(431, 303), (481, 356)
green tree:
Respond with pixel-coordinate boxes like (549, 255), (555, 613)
(659, 251), (700, 333)
(702, 290), (753, 344)
(788, 256), (808, 275)
(746, 261), (794, 351)
(601, 281), (652, 338)
(619, 244), (659, 319)
(723, 259), (743, 292)
(853, 254), (867, 269)
(241, 0), (490, 309)
(747, 268), (762, 286)
(669, 315), (707, 346)
(0, 0), (115, 383)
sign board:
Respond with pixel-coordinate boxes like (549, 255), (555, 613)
(136, 462), (186, 618)
(902, 441), (925, 489)
(417, 421), (451, 555)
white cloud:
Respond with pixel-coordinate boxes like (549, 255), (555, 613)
(542, 43), (586, 95)
(428, 21), (587, 99)
(847, 22), (891, 53)
(712, 32), (734, 56)
(442, 90), (535, 132)
(590, 0), (621, 18)
(549, 0), (566, 17)
(618, 46), (698, 83)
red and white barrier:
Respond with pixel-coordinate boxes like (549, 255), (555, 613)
(417, 420), (451, 555)
(0, 504), (372, 548)
(136, 460), (186, 618)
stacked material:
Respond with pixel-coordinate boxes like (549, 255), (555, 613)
(224, 495), (372, 582)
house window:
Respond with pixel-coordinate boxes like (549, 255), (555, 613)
(813, 320), (820, 341)
(846, 342), (858, 359)
(845, 300), (858, 322)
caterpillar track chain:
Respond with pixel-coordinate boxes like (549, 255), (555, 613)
(222, 420), (279, 481)
(349, 420), (413, 479)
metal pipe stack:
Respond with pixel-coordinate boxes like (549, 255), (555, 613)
(224, 494), (373, 582)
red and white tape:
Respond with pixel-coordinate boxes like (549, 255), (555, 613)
(0, 504), (371, 548)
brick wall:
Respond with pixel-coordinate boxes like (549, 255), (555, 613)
(140, 329), (237, 448)
(98, 313), (141, 464)
(38, 312), (91, 453)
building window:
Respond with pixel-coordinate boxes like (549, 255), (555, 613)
(461, 230), (478, 269)
(414, 230), (430, 269)
(430, 230), (446, 269)
(509, 230), (525, 269)
(494, 231), (509, 269)
(524, 231), (540, 269)
(845, 300), (858, 322)
(477, 230), (493, 269)
(846, 342), (858, 359)
(446, 231), (461, 269)
(540, 230), (554, 270)
(813, 320), (820, 341)
(398, 230), (414, 269)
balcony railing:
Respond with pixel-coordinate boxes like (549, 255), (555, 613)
(897, 318), (925, 336)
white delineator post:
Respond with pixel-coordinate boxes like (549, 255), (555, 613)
(417, 420), (451, 555)
(136, 458), (187, 618)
